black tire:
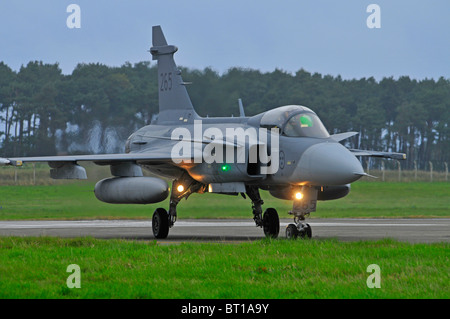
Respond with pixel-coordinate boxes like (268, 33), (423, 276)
(298, 223), (312, 239)
(285, 224), (298, 239)
(304, 223), (312, 239)
(152, 208), (169, 239)
(263, 208), (279, 238)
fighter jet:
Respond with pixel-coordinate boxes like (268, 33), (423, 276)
(0, 26), (406, 239)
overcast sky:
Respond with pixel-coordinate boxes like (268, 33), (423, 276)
(0, 0), (448, 80)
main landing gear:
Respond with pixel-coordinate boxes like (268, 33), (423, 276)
(151, 181), (317, 241)
(246, 185), (319, 240)
(246, 185), (280, 238)
(152, 173), (206, 239)
(153, 183), (282, 240)
(152, 207), (170, 239)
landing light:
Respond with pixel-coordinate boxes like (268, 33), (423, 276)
(177, 185), (185, 193)
(294, 192), (303, 200)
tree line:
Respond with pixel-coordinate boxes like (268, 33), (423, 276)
(0, 61), (448, 170)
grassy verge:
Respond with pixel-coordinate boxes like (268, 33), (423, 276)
(0, 237), (448, 299)
(0, 182), (448, 220)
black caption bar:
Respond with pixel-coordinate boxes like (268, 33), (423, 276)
(3, 299), (443, 318)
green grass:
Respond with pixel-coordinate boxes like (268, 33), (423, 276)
(0, 181), (448, 220)
(0, 182), (448, 299)
(0, 237), (448, 299)
(317, 182), (450, 218)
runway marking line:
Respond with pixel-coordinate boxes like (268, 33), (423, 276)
(0, 219), (448, 229)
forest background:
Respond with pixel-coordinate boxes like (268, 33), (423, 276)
(0, 61), (448, 171)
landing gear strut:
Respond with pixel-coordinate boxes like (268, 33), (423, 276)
(246, 185), (280, 238)
(152, 173), (206, 239)
(245, 185), (264, 227)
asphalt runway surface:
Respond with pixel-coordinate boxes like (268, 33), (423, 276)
(0, 218), (448, 243)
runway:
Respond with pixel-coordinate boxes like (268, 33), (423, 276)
(0, 218), (448, 243)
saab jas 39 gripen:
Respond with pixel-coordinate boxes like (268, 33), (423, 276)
(0, 26), (406, 239)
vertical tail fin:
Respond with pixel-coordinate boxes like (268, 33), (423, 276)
(152, 25), (168, 47)
(150, 26), (198, 122)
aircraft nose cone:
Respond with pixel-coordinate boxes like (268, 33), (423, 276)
(294, 142), (364, 185)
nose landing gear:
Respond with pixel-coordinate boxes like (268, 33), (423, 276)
(286, 186), (318, 240)
(286, 219), (312, 239)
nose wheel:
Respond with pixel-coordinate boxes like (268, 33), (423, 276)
(286, 222), (312, 239)
(286, 186), (318, 239)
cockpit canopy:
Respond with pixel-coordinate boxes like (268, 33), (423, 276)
(260, 105), (329, 138)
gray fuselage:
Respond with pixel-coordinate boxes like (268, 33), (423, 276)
(126, 105), (364, 190)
